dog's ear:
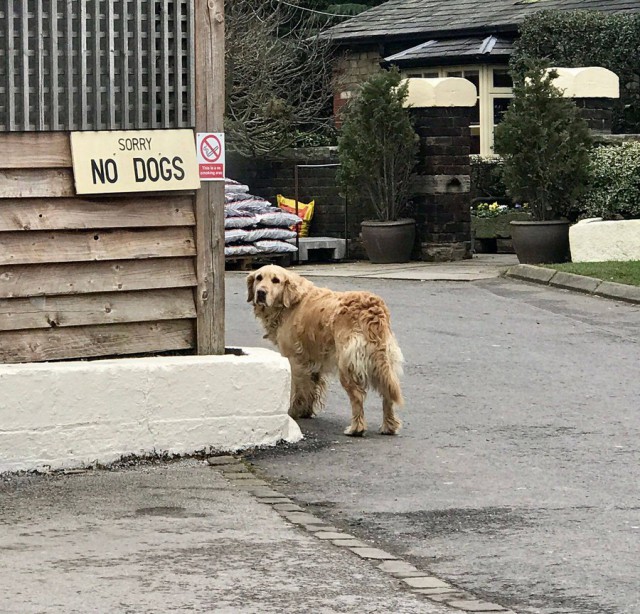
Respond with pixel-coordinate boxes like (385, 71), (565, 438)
(246, 272), (256, 303)
(282, 277), (304, 308)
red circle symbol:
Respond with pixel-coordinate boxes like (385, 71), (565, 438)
(200, 134), (222, 163)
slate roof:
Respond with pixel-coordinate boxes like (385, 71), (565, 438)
(384, 36), (515, 64)
(325, 0), (640, 44)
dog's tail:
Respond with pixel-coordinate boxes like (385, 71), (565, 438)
(342, 330), (404, 406)
(373, 334), (404, 406)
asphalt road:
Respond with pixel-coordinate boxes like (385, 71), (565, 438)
(226, 272), (640, 614)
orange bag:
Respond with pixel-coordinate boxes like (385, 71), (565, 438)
(276, 194), (315, 237)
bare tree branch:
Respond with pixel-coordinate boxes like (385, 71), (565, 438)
(225, 1), (336, 157)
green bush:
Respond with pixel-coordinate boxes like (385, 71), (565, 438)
(494, 67), (592, 221)
(337, 68), (418, 221)
(470, 155), (508, 201)
(511, 10), (640, 134)
(581, 142), (640, 219)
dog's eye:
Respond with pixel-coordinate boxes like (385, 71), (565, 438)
(272, 277), (280, 284)
(256, 275), (262, 281)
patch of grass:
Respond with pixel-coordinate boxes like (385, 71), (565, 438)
(543, 261), (640, 286)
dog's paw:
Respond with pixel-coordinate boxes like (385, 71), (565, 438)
(289, 408), (315, 420)
(379, 426), (399, 435)
(344, 425), (365, 437)
(380, 417), (402, 435)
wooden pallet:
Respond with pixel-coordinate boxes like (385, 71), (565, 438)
(225, 252), (293, 271)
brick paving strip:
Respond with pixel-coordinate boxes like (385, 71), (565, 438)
(208, 455), (517, 614)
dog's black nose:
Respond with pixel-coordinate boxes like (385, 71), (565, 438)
(256, 289), (267, 304)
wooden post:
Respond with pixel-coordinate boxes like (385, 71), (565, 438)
(194, 0), (225, 354)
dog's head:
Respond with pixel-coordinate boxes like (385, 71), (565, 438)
(246, 265), (308, 309)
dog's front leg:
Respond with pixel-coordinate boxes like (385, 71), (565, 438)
(288, 360), (316, 419)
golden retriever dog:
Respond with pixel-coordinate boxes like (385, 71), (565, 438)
(247, 265), (404, 436)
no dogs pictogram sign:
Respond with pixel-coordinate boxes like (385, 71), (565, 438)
(196, 132), (225, 180)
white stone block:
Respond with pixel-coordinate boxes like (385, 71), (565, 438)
(570, 218), (640, 262)
(546, 67), (619, 99)
(400, 77), (477, 108)
(0, 348), (301, 473)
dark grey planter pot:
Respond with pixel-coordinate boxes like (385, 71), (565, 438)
(361, 219), (416, 264)
(510, 220), (571, 264)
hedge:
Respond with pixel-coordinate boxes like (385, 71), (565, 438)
(511, 10), (640, 134)
(580, 142), (640, 219)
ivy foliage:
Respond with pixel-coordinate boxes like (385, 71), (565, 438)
(511, 9), (640, 133)
(337, 68), (419, 222)
(581, 142), (640, 220)
(494, 67), (592, 221)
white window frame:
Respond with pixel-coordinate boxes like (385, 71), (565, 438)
(403, 65), (513, 156)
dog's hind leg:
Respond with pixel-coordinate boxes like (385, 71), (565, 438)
(380, 397), (402, 435)
(340, 369), (367, 437)
(373, 337), (404, 435)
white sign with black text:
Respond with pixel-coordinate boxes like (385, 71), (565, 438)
(70, 129), (200, 194)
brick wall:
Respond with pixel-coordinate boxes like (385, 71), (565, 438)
(227, 148), (357, 241)
(333, 47), (383, 121)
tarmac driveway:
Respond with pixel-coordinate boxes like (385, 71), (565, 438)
(226, 272), (640, 614)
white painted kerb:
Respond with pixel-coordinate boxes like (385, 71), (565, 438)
(0, 347), (302, 473)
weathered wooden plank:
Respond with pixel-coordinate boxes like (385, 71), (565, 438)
(50, 0), (60, 130)
(107, 0), (116, 129)
(93, 0), (102, 130)
(0, 319), (195, 364)
(0, 196), (195, 230)
(0, 132), (71, 168)
(80, 0), (88, 129)
(0, 228), (196, 265)
(0, 258), (197, 298)
(65, 0), (74, 129)
(194, 0), (225, 355)
(35, 0), (45, 130)
(0, 288), (196, 331)
(0, 169), (75, 198)
(5, 0), (16, 131)
(20, 0), (29, 130)
(148, 0), (158, 128)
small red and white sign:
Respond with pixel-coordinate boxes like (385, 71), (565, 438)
(196, 132), (225, 180)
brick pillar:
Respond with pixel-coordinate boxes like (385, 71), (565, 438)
(410, 106), (473, 261)
(574, 98), (614, 134)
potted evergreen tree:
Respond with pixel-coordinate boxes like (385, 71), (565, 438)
(494, 67), (592, 264)
(337, 68), (419, 263)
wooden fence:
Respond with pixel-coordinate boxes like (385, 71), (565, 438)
(0, 132), (198, 363)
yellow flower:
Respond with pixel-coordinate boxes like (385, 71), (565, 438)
(489, 202), (499, 211)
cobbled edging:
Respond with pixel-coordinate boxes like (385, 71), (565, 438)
(208, 455), (517, 614)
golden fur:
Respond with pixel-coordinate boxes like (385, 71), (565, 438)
(247, 265), (404, 436)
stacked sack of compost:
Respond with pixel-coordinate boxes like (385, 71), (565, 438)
(224, 178), (301, 258)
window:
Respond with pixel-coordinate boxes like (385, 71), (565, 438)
(402, 65), (513, 155)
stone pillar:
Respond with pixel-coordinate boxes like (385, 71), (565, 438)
(402, 77), (477, 262)
(411, 107), (473, 261)
(546, 67), (619, 135)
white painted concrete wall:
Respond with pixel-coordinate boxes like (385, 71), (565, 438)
(570, 218), (640, 263)
(0, 347), (302, 474)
